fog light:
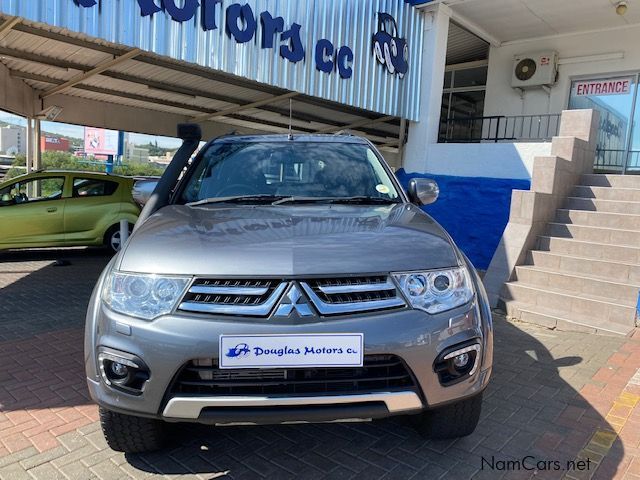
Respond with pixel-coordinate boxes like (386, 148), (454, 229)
(434, 343), (481, 386)
(98, 350), (150, 396)
(110, 362), (129, 378)
(453, 353), (470, 369)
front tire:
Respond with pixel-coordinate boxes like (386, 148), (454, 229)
(104, 223), (132, 253)
(99, 408), (167, 453)
(412, 393), (483, 439)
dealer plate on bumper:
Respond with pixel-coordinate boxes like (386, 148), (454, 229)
(219, 334), (364, 369)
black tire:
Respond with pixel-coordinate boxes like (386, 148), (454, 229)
(412, 393), (483, 439)
(104, 223), (133, 253)
(99, 407), (167, 453)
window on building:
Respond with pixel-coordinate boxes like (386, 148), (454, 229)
(439, 64), (488, 143)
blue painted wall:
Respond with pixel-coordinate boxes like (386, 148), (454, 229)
(396, 170), (531, 270)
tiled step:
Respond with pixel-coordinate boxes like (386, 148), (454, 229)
(502, 282), (636, 328)
(505, 302), (633, 336)
(527, 251), (640, 284)
(573, 185), (640, 202)
(565, 197), (640, 214)
(538, 236), (640, 264)
(546, 222), (640, 246)
(514, 265), (639, 304)
(556, 209), (640, 231)
(582, 174), (640, 189)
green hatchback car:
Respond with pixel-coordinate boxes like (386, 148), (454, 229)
(0, 171), (140, 252)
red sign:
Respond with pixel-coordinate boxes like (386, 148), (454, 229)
(40, 136), (70, 152)
(575, 78), (633, 97)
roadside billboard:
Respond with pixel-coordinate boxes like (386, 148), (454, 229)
(84, 127), (118, 156)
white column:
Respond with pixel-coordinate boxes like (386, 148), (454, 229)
(26, 117), (33, 174)
(402, 4), (451, 173)
(33, 118), (42, 171)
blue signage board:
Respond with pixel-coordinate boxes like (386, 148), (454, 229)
(0, 0), (425, 120)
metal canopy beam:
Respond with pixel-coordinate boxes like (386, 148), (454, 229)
(10, 70), (319, 135)
(0, 45), (397, 139)
(12, 70), (396, 145)
(0, 15), (20, 41)
(317, 115), (397, 134)
(0, 15), (20, 40)
(40, 48), (142, 99)
(190, 92), (300, 122)
(10, 22), (399, 127)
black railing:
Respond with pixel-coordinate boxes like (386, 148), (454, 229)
(439, 114), (561, 143)
(594, 149), (640, 173)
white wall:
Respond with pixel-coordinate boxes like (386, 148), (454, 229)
(484, 24), (640, 117)
(404, 4), (451, 173)
(403, 142), (551, 180)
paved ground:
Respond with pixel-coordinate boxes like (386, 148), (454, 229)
(1, 249), (640, 480)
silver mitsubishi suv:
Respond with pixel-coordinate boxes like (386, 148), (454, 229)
(85, 125), (493, 453)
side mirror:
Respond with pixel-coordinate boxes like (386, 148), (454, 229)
(132, 179), (159, 207)
(407, 178), (439, 206)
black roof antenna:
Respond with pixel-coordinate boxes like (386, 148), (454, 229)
(288, 97), (294, 140)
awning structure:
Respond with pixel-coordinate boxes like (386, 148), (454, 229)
(0, 14), (405, 152)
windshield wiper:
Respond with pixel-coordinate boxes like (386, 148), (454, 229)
(271, 196), (337, 205)
(187, 195), (287, 206)
(328, 196), (400, 205)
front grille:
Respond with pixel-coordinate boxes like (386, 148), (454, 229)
(178, 276), (406, 317)
(301, 276), (406, 315)
(170, 354), (416, 396)
(178, 279), (286, 316)
(306, 276), (398, 304)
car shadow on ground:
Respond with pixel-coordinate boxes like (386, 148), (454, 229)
(124, 319), (625, 480)
(0, 251), (627, 479)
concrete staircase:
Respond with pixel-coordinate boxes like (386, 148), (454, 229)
(501, 174), (640, 336)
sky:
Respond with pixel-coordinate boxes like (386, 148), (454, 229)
(0, 110), (182, 149)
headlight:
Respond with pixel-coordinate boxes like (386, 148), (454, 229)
(393, 267), (474, 314)
(102, 271), (190, 320)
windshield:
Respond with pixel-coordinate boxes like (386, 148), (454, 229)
(179, 141), (401, 204)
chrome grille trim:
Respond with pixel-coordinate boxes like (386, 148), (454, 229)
(301, 278), (407, 315)
(178, 283), (286, 316)
(318, 280), (397, 295)
(189, 286), (270, 296)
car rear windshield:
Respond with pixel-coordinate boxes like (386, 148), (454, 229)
(179, 141), (401, 204)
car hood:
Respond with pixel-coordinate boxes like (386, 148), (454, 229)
(117, 204), (459, 276)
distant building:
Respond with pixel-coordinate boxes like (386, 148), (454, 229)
(41, 135), (70, 152)
(148, 152), (174, 165)
(125, 142), (150, 163)
(0, 125), (26, 155)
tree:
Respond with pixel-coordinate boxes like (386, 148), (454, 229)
(4, 151), (165, 180)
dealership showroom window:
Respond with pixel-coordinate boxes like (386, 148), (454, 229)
(0, 0), (640, 478)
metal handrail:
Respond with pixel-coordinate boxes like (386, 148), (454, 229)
(439, 114), (561, 143)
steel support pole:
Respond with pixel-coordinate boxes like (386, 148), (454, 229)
(26, 118), (33, 175)
(33, 118), (42, 172)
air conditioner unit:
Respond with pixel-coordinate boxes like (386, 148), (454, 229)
(512, 51), (558, 89)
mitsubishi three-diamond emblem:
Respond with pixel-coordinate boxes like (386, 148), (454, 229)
(275, 284), (313, 317)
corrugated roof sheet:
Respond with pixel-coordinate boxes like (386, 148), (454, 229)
(0, 0), (424, 121)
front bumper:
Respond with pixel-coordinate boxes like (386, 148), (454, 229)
(85, 291), (492, 424)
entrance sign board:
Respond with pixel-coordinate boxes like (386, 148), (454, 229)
(575, 78), (634, 97)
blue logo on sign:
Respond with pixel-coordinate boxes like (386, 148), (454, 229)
(71, 1), (410, 81)
(226, 343), (251, 358)
(373, 12), (409, 78)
